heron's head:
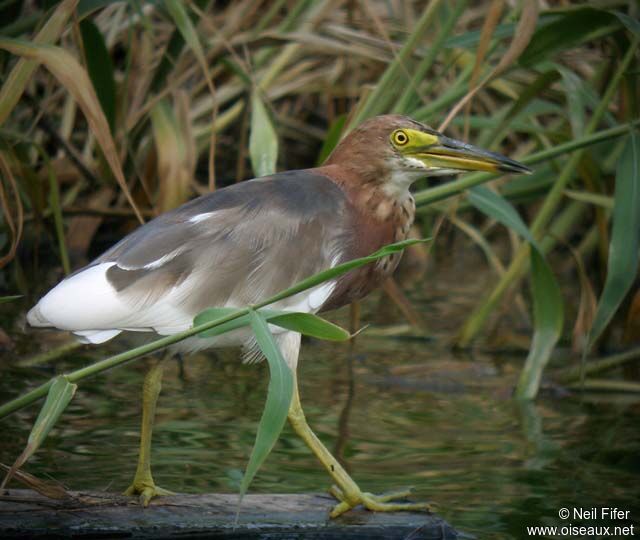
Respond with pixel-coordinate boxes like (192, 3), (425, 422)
(325, 114), (530, 195)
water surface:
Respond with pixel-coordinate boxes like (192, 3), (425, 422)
(1, 249), (638, 539)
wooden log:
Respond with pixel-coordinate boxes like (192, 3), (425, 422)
(0, 489), (466, 539)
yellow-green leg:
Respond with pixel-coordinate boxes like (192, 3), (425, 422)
(124, 358), (174, 506)
(287, 377), (431, 518)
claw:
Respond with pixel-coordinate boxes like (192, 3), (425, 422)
(124, 480), (174, 506)
(328, 486), (432, 518)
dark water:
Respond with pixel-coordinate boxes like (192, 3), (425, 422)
(1, 253), (639, 539)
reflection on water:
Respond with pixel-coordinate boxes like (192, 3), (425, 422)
(1, 257), (639, 539)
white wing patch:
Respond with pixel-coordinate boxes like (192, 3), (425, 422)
(140, 248), (184, 270)
(73, 329), (122, 344)
(28, 263), (132, 331)
(27, 237), (343, 348)
(26, 261), (194, 339)
(308, 281), (336, 310)
(188, 211), (216, 224)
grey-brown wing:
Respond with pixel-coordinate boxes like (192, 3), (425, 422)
(96, 171), (353, 322)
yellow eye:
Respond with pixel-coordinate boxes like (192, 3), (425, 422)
(392, 130), (409, 146)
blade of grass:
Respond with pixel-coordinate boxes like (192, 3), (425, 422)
(150, 99), (193, 211)
(195, 307), (350, 342)
(588, 132), (640, 347)
(393, 0), (468, 114)
(454, 40), (638, 345)
(557, 65), (586, 137)
(193, 308), (250, 338)
(79, 18), (117, 132)
(44, 155), (70, 275)
(77, 0), (120, 18)
(563, 190), (613, 209)
(0, 151), (23, 269)
(567, 244), (597, 355)
(481, 69), (560, 148)
(519, 7), (620, 67)
(0, 0), (78, 126)
(0, 376), (76, 488)
(148, 0), (211, 93)
(239, 310), (293, 502)
(163, 0), (217, 190)
(439, 0), (539, 132)
(317, 114), (346, 165)
(0, 38), (144, 223)
(463, 0), (505, 138)
(263, 311), (350, 341)
(0, 464), (69, 500)
(249, 92), (278, 177)
(612, 11), (640, 37)
(348, 0), (443, 128)
(515, 250), (564, 398)
(468, 187), (564, 399)
(555, 345), (640, 384)
(442, 16), (554, 50)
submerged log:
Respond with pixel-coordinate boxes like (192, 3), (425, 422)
(0, 489), (466, 539)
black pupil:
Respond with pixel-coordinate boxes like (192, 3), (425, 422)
(397, 133), (406, 143)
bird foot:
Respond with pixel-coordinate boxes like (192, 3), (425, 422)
(124, 478), (174, 507)
(328, 485), (433, 518)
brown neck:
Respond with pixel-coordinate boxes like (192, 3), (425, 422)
(323, 130), (392, 186)
(314, 163), (416, 259)
(315, 164), (412, 219)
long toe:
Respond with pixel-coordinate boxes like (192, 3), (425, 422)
(330, 487), (432, 518)
(361, 492), (433, 513)
(124, 481), (175, 506)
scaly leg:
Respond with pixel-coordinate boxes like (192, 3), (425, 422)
(124, 357), (174, 506)
(287, 376), (431, 518)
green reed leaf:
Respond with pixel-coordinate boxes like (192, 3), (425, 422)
(263, 311), (350, 341)
(78, 0), (118, 18)
(240, 310), (293, 500)
(0, 37), (143, 223)
(1, 376), (76, 489)
(45, 157), (70, 275)
(193, 308), (250, 338)
(612, 11), (640, 37)
(557, 65), (586, 138)
(79, 18), (116, 132)
(588, 133), (640, 347)
(317, 114), (346, 165)
(468, 186), (563, 399)
(519, 8), (619, 67)
(348, 0), (443, 126)
(164, 0), (208, 77)
(195, 308), (349, 342)
(516, 249), (564, 399)
(563, 190), (613, 210)
(469, 186), (534, 244)
(0, 0), (78, 126)
(249, 92), (278, 177)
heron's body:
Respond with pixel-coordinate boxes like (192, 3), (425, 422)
(28, 166), (414, 351)
(27, 115), (529, 515)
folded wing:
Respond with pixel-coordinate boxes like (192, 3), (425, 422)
(28, 172), (351, 343)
